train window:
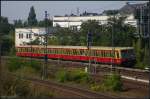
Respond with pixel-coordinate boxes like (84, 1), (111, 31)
(73, 49), (76, 55)
(70, 49), (73, 55)
(52, 49), (54, 54)
(17, 48), (19, 52)
(80, 50), (83, 55)
(76, 50), (79, 55)
(67, 49), (70, 55)
(96, 51), (98, 56)
(75, 50), (77, 55)
(78, 49), (80, 55)
(58, 49), (60, 54)
(106, 51), (108, 57)
(57, 49), (59, 54)
(34, 48), (36, 53)
(65, 49), (67, 55)
(116, 52), (119, 58)
(63, 49), (65, 54)
(32, 48), (34, 53)
(106, 51), (109, 57)
(96, 51), (98, 57)
(55, 49), (57, 54)
(31, 48), (33, 52)
(75, 49), (77, 55)
(78, 49), (81, 55)
(97, 51), (101, 57)
(65, 49), (68, 55)
(52, 49), (55, 54)
(102, 51), (104, 57)
(22, 48), (24, 52)
(54, 49), (56, 54)
(100, 51), (102, 57)
(62, 49), (64, 54)
(56, 49), (58, 54)
(121, 50), (128, 58)
(21, 48), (24, 52)
(27, 48), (29, 52)
(24, 48), (26, 52)
(60, 49), (62, 54)
(91, 50), (94, 56)
(70, 50), (72, 55)
(66, 49), (68, 55)
(83, 50), (86, 56)
(63, 49), (66, 54)
(104, 51), (106, 57)
(94, 50), (96, 56)
(66, 49), (69, 55)
(47, 49), (50, 53)
(50, 49), (52, 54)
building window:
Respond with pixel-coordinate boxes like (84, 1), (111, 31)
(26, 34), (28, 39)
(19, 33), (23, 39)
(19, 34), (21, 39)
(21, 34), (23, 38)
(29, 34), (32, 39)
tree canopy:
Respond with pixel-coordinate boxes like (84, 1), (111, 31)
(27, 6), (38, 26)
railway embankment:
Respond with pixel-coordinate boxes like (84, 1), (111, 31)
(1, 56), (149, 98)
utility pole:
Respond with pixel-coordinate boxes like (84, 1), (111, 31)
(111, 15), (115, 73)
(147, 1), (150, 99)
(30, 28), (33, 67)
(87, 31), (92, 73)
(43, 11), (48, 80)
(0, 35), (1, 97)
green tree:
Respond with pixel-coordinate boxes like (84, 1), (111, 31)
(107, 16), (136, 47)
(38, 19), (52, 27)
(80, 20), (101, 46)
(27, 6), (38, 26)
(48, 36), (59, 45)
(14, 19), (24, 28)
(0, 16), (14, 55)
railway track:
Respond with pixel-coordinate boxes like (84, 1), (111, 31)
(2, 56), (150, 83)
(9, 73), (118, 98)
(2, 56), (149, 98)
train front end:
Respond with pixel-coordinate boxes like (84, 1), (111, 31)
(120, 48), (136, 67)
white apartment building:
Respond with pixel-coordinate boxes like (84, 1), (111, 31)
(15, 28), (46, 46)
(53, 14), (137, 30)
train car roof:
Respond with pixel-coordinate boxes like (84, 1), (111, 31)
(16, 45), (134, 50)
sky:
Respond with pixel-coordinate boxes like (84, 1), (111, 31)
(1, 1), (148, 23)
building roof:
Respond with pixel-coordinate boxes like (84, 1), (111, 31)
(119, 2), (148, 14)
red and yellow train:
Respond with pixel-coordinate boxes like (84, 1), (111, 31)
(16, 45), (136, 66)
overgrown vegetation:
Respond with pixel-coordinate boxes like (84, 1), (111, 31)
(7, 57), (41, 73)
(91, 73), (123, 92)
(55, 69), (91, 83)
(1, 73), (55, 98)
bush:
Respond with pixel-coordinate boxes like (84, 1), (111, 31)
(7, 57), (25, 72)
(15, 80), (31, 97)
(26, 60), (41, 72)
(55, 69), (69, 83)
(68, 69), (91, 83)
(55, 69), (91, 83)
(90, 83), (101, 91)
(7, 57), (41, 72)
(102, 73), (123, 92)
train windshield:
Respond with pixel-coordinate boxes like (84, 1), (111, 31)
(121, 49), (135, 59)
